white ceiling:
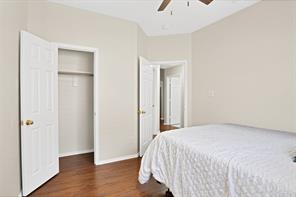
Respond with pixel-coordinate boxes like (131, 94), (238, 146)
(49, 0), (260, 36)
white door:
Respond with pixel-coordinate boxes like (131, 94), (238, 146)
(139, 57), (154, 156)
(169, 77), (181, 125)
(152, 65), (160, 135)
(20, 31), (59, 196)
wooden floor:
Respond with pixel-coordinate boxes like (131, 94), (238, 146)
(29, 153), (167, 197)
(160, 120), (178, 132)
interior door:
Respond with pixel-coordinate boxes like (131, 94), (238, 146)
(169, 76), (181, 125)
(20, 31), (59, 196)
(152, 65), (160, 134)
(139, 57), (154, 156)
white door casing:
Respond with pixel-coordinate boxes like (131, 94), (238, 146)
(152, 65), (160, 135)
(139, 57), (154, 157)
(21, 31), (59, 196)
(160, 81), (164, 120)
(54, 43), (99, 165)
(169, 76), (181, 125)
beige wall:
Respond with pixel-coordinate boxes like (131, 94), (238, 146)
(137, 26), (148, 58)
(192, 1), (296, 132)
(147, 34), (192, 62)
(58, 49), (94, 73)
(0, 2), (27, 196)
(26, 1), (139, 160)
(146, 34), (193, 125)
(2, 0), (296, 196)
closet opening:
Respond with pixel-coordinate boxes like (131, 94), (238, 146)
(56, 44), (99, 165)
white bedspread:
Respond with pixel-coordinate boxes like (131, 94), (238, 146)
(138, 124), (296, 197)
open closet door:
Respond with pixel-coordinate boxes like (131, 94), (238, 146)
(139, 57), (154, 157)
(20, 31), (59, 196)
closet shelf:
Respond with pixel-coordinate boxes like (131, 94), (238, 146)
(58, 70), (94, 76)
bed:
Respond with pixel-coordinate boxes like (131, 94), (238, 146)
(138, 124), (296, 197)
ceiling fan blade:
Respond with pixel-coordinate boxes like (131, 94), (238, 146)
(199, 0), (214, 5)
(158, 0), (172, 11)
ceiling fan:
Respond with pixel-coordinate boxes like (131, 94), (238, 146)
(158, 0), (213, 11)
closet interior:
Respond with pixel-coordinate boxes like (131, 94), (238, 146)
(58, 49), (94, 160)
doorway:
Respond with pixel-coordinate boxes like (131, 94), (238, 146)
(138, 57), (187, 156)
(55, 44), (99, 165)
(57, 48), (94, 161)
(20, 31), (99, 196)
(159, 65), (184, 132)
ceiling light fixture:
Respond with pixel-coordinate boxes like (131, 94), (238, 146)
(158, 0), (213, 12)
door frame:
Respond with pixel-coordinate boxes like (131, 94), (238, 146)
(152, 60), (188, 130)
(152, 65), (160, 134)
(160, 80), (164, 121)
(54, 43), (100, 165)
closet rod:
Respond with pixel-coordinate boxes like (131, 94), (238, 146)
(58, 70), (94, 76)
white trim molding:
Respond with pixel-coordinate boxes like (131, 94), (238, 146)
(97, 154), (139, 165)
(59, 149), (94, 158)
(54, 42), (100, 165)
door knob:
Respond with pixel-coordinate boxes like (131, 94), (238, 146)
(138, 110), (146, 115)
(25, 120), (34, 126)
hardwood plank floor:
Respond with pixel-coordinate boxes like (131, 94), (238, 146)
(29, 153), (167, 197)
(160, 120), (178, 132)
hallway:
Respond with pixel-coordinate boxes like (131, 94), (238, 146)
(160, 120), (178, 132)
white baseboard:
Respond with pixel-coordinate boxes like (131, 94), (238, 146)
(19, 192), (22, 197)
(59, 149), (94, 158)
(97, 154), (138, 165)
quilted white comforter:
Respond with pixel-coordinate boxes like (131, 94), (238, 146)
(138, 124), (296, 197)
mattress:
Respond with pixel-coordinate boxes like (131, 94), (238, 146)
(138, 124), (296, 197)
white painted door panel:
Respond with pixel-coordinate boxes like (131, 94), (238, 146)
(153, 65), (160, 134)
(139, 57), (154, 157)
(21, 31), (59, 196)
(169, 77), (181, 125)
